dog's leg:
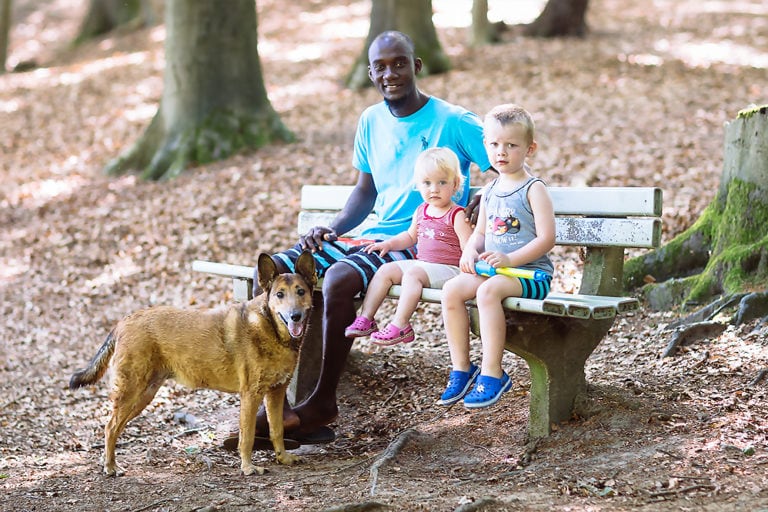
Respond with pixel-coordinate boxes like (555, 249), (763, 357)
(265, 386), (300, 466)
(103, 374), (163, 476)
(238, 391), (267, 476)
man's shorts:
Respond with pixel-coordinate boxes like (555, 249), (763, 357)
(273, 240), (416, 290)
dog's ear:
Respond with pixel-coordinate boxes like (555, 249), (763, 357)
(256, 253), (279, 291)
(295, 250), (318, 289)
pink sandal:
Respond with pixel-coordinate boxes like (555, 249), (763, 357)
(345, 316), (377, 338)
(371, 323), (415, 346)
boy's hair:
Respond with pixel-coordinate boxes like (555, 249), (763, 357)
(414, 147), (465, 191)
(485, 104), (535, 145)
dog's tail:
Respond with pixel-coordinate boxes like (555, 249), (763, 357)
(69, 329), (117, 389)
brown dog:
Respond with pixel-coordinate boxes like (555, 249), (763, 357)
(69, 251), (317, 476)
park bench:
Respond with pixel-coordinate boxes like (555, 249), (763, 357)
(193, 184), (663, 439)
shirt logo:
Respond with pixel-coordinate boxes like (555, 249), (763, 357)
(489, 215), (520, 235)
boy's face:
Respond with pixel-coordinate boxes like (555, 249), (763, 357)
(483, 120), (536, 175)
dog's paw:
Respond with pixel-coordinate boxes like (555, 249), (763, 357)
(276, 452), (300, 466)
(241, 463), (267, 476)
(103, 464), (124, 477)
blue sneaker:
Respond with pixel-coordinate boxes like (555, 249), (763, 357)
(463, 372), (512, 409)
(438, 364), (480, 405)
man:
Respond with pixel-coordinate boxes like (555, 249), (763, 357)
(247, 31), (491, 443)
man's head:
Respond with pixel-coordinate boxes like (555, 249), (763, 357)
(367, 31), (422, 108)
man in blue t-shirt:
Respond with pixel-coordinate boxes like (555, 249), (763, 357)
(244, 31), (490, 445)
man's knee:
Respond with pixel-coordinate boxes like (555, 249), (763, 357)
(322, 263), (364, 302)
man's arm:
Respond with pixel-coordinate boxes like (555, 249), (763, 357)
(300, 172), (377, 252)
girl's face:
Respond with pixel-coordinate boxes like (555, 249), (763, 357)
(416, 167), (458, 208)
(483, 120), (536, 176)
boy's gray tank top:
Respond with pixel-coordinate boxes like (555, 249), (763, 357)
(483, 177), (554, 275)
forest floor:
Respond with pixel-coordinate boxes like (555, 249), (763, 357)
(1, 0), (767, 510)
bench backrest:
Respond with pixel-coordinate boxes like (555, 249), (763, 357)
(298, 185), (663, 249)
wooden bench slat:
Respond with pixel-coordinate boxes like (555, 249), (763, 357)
(297, 213), (661, 248)
(192, 260), (253, 279)
(301, 185), (662, 217)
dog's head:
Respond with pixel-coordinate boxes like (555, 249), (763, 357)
(256, 251), (317, 346)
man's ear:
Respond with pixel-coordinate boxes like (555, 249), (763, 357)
(414, 57), (423, 75)
(367, 65), (373, 81)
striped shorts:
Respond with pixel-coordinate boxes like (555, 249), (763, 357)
(273, 240), (416, 290)
(519, 274), (552, 300)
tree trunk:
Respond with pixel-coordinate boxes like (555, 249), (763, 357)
(74, 0), (148, 44)
(524, 0), (589, 38)
(347, 0), (450, 90)
(625, 105), (768, 309)
(0, 0), (11, 74)
(104, 0), (293, 181)
(469, 0), (499, 46)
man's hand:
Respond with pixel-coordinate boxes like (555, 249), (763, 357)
(464, 193), (482, 228)
(300, 226), (336, 253)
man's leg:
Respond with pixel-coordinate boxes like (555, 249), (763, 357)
(291, 261), (364, 430)
(253, 260), (364, 434)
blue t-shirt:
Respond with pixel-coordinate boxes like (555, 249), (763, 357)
(352, 97), (490, 239)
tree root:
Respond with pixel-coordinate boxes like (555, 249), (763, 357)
(663, 321), (728, 358)
(662, 291), (768, 357)
(750, 368), (768, 387)
(320, 502), (391, 512)
(454, 497), (510, 511)
(369, 428), (421, 496)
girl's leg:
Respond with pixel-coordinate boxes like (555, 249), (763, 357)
(390, 266), (429, 328)
(359, 262), (403, 319)
(475, 276), (522, 378)
(441, 273), (483, 371)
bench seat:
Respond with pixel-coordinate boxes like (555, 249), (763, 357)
(193, 184), (662, 439)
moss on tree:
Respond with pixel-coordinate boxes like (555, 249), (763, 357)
(625, 106), (768, 311)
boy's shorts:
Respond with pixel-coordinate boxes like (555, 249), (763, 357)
(519, 275), (552, 300)
(272, 239), (416, 290)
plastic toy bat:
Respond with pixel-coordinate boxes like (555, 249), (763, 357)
(475, 260), (549, 281)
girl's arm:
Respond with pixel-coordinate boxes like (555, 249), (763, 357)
(364, 216), (418, 256)
(452, 209), (474, 249)
(482, 181), (555, 268)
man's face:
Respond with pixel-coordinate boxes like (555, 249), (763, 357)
(367, 38), (421, 104)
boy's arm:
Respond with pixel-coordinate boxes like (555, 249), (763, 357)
(490, 181), (555, 268)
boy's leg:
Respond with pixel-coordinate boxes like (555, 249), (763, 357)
(441, 273), (483, 371)
(475, 276), (522, 378)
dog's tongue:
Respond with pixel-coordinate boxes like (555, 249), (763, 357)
(288, 321), (304, 338)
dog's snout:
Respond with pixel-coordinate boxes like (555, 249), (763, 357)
(290, 312), (303, 322)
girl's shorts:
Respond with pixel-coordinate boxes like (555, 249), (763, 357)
(392, 260), (461, 288)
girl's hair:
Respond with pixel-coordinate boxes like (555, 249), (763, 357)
(484, 104), (535, 145)
(413, 147), (465, 193)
